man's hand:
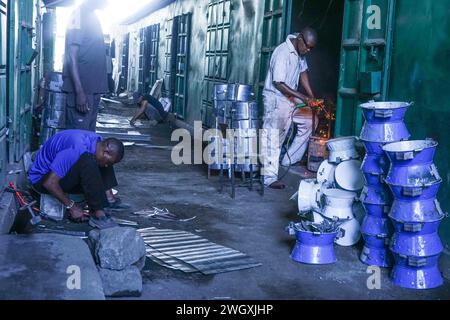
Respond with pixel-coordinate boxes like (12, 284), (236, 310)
(69, 205), (88, 222)
(76, 90), (89, 113)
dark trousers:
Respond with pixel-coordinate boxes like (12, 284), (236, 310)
(33, 153), (118, 211)
(66, 93), (102, 132)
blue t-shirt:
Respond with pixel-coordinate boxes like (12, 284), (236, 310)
(29, 130), (101, 184)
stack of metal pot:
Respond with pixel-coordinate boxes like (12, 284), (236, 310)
(209, 83), (259, 173)
(358, 101), (412, 267)
(383, 140), (446, 289)
(291, 136), (365, 258)
(40, 72), (66, 145)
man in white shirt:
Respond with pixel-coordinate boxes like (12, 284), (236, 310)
(262, 28), (318, 189)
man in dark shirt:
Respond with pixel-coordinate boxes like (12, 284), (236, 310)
(62, 0), (109, 131)
(130, 92), (170, 126)
(29, 130), (124, 229)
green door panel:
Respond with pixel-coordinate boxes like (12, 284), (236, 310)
(335, 0), (396, 137)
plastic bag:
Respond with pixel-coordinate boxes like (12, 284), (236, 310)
(159, 97), (172, 112)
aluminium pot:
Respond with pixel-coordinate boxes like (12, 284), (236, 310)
(214, 83), (229, 101)
(360, 101), (412, 123)
(360, 121), (410, 143)
(321, 189), (356, 220)
(334, 160), (365, 191)
(297, 179), (323, 213)
(226, 84), (254, 102)
(361, 153), (389, 175)
(335, 218), (361, 247)
(287, 221), (338, 265)
(389, 198), (446, 223)
(360, 244), (393, 268)
(231, 102), (258, 120)
(326, 136), (359, 163)
(391, 253), (443, 290)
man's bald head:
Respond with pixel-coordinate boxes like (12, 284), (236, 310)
(301, 27), (318, 47)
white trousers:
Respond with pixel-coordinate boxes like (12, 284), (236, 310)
(261, 94), (314, 186)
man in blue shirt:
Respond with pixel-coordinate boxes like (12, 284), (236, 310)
(29, 130), (124, 229)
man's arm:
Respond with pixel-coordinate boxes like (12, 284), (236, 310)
(41, 172), (85, 219)
(300, 71), (314, 99)
(274, 82), (311, 103)
(67, 45), (89, 113)
(130, 101), (147, 124)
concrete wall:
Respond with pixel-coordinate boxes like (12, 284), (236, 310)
(111, 0), (264, 126)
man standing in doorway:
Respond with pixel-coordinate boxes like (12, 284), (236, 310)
(62, 0), (109, 131)
(262, 28), (318, 189)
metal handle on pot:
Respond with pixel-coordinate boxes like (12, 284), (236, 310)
(374, 109), (394, 118)
(403, 222), (423, 232)
(286, 222), (296, 236)
(336, 228), (345, 239)
(434, 200), (448, 218)
(430, 164), (442, 181)
(408, 257), (427, 268)
(402, 187), (423, 197)
(395, 151), (415, 161)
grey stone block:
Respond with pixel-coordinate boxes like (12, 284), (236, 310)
(95, 227), (146, 270)
(134, 255), (147, 271)
(98, 266), (142, 297)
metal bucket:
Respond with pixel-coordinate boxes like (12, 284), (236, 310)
(360, 101), (411, 123)
(326, 136), (359, 163)
(297, 179), (323, 213)
(360, 185), (392, 206)
(361, 214), (393, 237)
(230, 119), (260, 130)
(391, 253), (443, 289)
(387, 180), (441, 201)
(207, 136), (231, 170)
(307, 137), (329, 172)
(361, 154), (389, 175)
(335, 218), (361, 247)
(360, 244), (393, 268)
(226, 84), (254, 101)
(231, 102), (258, 120)
(42, 91), (66, 129)
(390, 198), (446, 223)
(316, 160), (336, 185)
(362, 172), (385, 187)
(390, 219), (444, 257)
(214, 83), (229, 101)
(360, 121), (410, 143)
(383, 140), (438, 166)
(362, 140), (386, 156)
(335, 160), (365, 191)
(288, 221), (338, 265)
(214, 100), (232, 123)
(321, 189), (356, 220)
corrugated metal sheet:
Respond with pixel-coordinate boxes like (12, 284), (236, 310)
(138, 227), (261, 274)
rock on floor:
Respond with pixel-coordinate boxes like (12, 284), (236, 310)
(93, 227), (146, 270)
(98, 266), (143, 297)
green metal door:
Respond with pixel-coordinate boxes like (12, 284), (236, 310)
(138, 28), (145, 93)
(258, 0), (292, 106)
(163, 18), (176, 101)
(173, 13), (191, 119)
(118, 33), (129, 93)
(144, 24), (159, 94)
(334, 0), (396, 137)
(0, 0), (7, 190)
(14, 0), (34, 161)
(202, 0), (232, 127)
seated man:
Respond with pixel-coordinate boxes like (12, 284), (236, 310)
(28, 129), (125, 229)
(130, 92), (169, 126)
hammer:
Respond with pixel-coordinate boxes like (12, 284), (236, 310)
(19, 200), (42, 225)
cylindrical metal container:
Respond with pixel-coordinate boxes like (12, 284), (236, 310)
(287, 221), (338, 265)
(214, 83), (229, 101)
(307, 136), (329, 172)
(231, 102), (258, 120)
(226, 84), (254, 102)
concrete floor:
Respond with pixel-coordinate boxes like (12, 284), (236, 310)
(96, 102), (450, 300)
